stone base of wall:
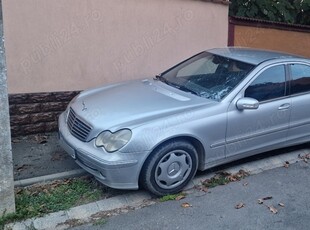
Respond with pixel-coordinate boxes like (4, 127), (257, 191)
(9, 91), (80, 136)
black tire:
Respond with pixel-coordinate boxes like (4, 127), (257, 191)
(141, 140), (198, 196)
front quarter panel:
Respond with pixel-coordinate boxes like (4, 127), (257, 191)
(120, 102), (228, 168)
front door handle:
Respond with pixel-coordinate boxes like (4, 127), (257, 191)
(278, 103), (291, 110)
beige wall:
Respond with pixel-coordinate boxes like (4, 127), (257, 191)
(234, 25), (310, 58)
(3, 0), (228, 94)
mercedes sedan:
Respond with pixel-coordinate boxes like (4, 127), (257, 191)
(59, 47), (310, 195)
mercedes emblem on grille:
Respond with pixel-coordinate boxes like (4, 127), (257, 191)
(82, 101), (87, 111)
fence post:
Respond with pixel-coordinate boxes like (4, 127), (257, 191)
(0, 0), (16, 216)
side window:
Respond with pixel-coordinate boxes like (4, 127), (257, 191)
(290, 64), (310, 95)
(245, 65), (286, 102)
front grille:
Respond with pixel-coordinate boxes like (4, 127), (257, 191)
(67, 108), (92, 142)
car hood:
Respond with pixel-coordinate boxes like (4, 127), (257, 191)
(70, 78), (214, 134)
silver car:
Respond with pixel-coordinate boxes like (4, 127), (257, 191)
(59, 47), (310, 195)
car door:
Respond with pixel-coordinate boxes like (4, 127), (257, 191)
(286, 63), (310, 144)
(226, 64), (291, 158)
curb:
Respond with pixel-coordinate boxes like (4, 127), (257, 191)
(14, 169), (87, 187)
(6, 148), (310, 230)
(5, 191), (153, 230)
(187, 147), (309, 190)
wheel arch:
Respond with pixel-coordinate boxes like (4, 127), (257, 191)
(138, 135), (206, 185)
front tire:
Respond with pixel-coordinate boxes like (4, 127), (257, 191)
(141, 140), (198, 196)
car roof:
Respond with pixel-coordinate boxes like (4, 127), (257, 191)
(207, 47), (306, 65)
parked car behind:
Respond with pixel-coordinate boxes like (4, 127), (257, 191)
(59, 47), (310, 195)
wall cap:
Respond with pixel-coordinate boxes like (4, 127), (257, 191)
(230, 16), (310, 33)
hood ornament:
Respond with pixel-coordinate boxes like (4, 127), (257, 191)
(82, 101), (87, 111)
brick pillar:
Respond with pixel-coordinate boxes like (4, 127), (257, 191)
(0, 10), (15, 215)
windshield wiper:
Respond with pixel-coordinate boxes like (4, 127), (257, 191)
(154, 75), (200, 96)
(179, 86), (200, 96)
(154, 75), (181, 89)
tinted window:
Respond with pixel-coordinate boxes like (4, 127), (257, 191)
(290, 64), (310, 95)
(245, 65), (286, 102)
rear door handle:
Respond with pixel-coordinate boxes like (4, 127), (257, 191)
(278, 103), (291, 110)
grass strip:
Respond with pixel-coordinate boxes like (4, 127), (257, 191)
(0, 176), (109, 229)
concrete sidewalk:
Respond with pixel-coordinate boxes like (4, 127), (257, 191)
(6, 140), (310, 230)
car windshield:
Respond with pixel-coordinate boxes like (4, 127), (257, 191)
(159, 52), (255, 101)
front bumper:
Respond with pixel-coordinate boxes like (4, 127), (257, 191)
(58, 112), (149, 190)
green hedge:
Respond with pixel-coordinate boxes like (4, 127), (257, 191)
(229, 0), (310, 26)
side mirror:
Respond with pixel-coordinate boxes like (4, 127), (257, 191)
(236, 97), (259, 110)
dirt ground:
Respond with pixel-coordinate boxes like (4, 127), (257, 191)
(12, 132), (80, 181)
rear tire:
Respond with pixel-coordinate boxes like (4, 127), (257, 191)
(141, 140), (198, 196)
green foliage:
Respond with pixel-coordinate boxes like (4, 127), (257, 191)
(15, 179), (101, 217)
(0, 177), (107, 230)
(159, 193), (185, 202)
(202, 174), (230, 188)
(93, 218), (107, 226)
(230, 0), (310, 25)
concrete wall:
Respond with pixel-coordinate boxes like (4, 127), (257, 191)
(3, 0), (229, 94)
(230, 17), (310, 58)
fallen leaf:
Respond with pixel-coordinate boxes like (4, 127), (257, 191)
(262, 196), (273, 201)
(12, 138), (21, 143)
(34, 134), (48, 144)
(201, 178), (210, 184)
(284, 161), (290, 168)
(235, 202), (245, 209)
(227, 175), (238, 182)
(63, 179), (72, 185)
(300, 153), (310, 159)
(175, 195), (186, 201)
(51, 152), (66, 161)
(238, 169), (250, 177)
(268, 206), (278, 214)
(257, 196), (272, 204)
(195, 185), (209, 192)
(181, 202), (192, 208)
(16, 164), (31, 172)
(30, 190), (40, 196)
(15, 188), (23, 195)
(298, 153), (310, 163)
(226, 170), (250, 182)
(278, 203), (285, 207)
(201, 170), (250, 189)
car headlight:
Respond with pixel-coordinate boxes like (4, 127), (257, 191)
(95, 129), (132, 152)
